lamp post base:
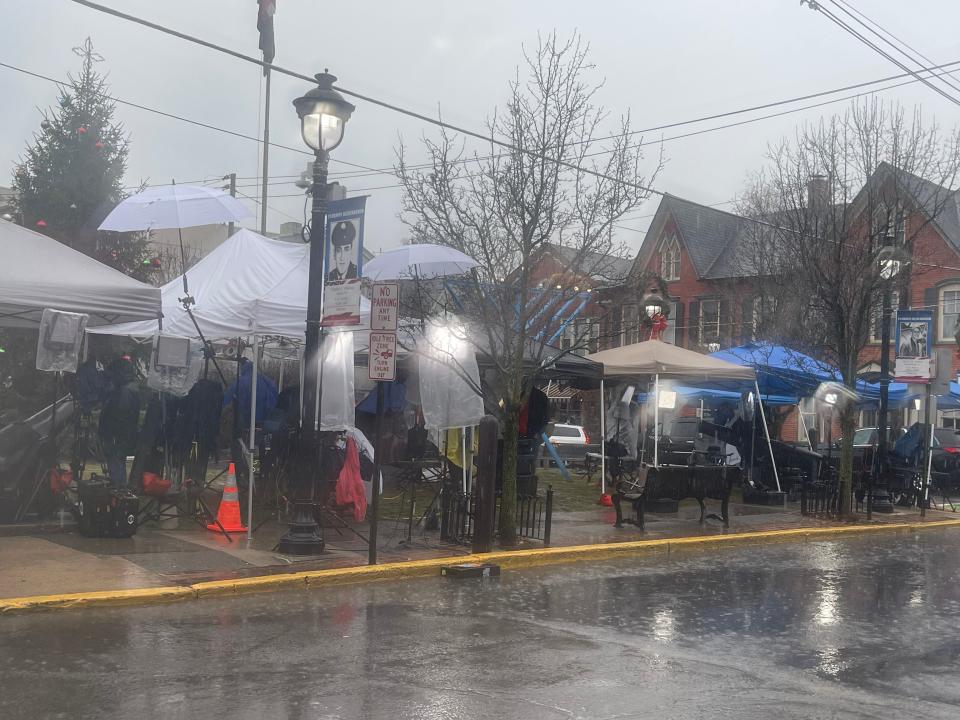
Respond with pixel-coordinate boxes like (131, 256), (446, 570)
(871, 488), (895, 514)
(277, 501), (325, 555)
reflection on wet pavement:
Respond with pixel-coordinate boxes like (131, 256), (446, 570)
(2, 529), (960, 719)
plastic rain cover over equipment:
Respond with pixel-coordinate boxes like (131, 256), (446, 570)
(146, 335), (205, 397)
(605, 382), (641, 460)
(417, 320), (484, 430)
(36, 309), (88, 373)
(319, 331), (355, 431)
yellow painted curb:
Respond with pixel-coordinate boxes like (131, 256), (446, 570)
(192, 572), (309, 598)
(0, 585), (194, 614)
(3, 518), (960, 615)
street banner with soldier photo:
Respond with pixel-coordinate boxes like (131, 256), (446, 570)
(322, 196), (366, 328)
(894, 309), (933, 382)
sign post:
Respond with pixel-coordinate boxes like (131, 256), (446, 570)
(370, 282), (399, 332)
(368, 282), (399, 564)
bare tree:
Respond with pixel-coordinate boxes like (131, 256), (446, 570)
(150, 238), (200, 287)
(738, 99), (960, 514)
(396, 33), (662, 542)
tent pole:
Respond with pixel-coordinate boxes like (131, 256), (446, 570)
(247, 335), (259, 540)
(461, 427), (467, 493)
(654, 374), (660, 468)
(756, 380), (780, 492)
(466, 426), (473, 492)
(599, 379), (606, 495)
(798, 401), (813, 450)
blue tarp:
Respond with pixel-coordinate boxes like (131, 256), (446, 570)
(708, 342), (913, 408)
(356, 380), (408, 413)
(636, 384), (795, 406)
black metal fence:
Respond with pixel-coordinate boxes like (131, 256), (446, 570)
(441, 485), (553, 547)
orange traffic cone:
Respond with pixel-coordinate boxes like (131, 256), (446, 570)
(207, 463), (247, 533)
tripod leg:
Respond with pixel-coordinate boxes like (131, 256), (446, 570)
(198, 497), (233, 542)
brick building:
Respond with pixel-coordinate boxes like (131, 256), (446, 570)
(523, 242), (636, 355)
(617, 167), (960, 439)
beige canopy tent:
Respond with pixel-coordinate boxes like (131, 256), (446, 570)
(586, 340), (778, 492)
(587, 340), (756, 380)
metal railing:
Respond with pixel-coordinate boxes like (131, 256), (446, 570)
(442, 485), (553, 547)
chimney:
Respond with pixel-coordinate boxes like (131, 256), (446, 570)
(807, 174), (830, 214)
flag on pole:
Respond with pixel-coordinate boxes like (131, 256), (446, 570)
(257, 0), (276, 74)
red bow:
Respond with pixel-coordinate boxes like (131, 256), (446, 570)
(650, 313), (668, 340)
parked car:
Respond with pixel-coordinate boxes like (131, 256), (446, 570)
(850, 427), (906, 449)
(889, 423), (960, 497)
(548, 423), (589, 446)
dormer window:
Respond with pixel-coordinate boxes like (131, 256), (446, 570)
(660, 234), (680, 281)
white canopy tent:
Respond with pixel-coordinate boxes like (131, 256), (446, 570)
(0, 220), (162, 328)
(88, 228), (375, 539)
(88, 228), (370, 340)
(586, 340), (778, 493)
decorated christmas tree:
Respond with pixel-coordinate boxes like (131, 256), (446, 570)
(11, 37), (149, 278)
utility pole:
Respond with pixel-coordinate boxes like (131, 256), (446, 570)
(261, 70), (271, 235)
(225, 173), (237, 237)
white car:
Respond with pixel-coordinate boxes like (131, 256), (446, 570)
(548, 424), (589, 446)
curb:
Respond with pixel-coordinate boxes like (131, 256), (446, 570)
(3, 518), (959, 615)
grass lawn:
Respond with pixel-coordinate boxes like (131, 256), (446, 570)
(537, 468), (604, 512)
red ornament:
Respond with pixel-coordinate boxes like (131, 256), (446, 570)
(77, 127), (87, 135)
(35, 219), (47, 228)
(94, 141), (105, 149)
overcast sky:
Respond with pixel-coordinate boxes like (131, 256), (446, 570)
(4, 0), (960, 256)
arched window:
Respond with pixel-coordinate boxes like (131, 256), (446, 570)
(659, 235), (680, 281)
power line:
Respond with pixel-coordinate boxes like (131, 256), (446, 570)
(831, 0), (960, 97)
(233, 188), (302, 223)
(10, 11), (960, 197)
(64, 0), (960, 248)
(804, 1), (960, 107)
(68, 0), (960, 210)
(0, 59), (385, 175)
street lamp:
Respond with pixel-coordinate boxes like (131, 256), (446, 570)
(643, 289), (665, 319)
(278, 71), (355, 555)
(823, 390), (838, 501)
(873, 235), (911, 518)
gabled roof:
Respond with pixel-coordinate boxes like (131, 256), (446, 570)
(871, 162), (960, 254)
(636, 164), (960, 283)
(635, 194), (754, 280)
(541, 242), (635, 285)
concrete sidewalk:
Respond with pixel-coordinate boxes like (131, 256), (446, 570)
(2, 494), (956, 602)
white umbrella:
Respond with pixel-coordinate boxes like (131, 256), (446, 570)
(363, 243), (479, 281)
(98, 184), (252, 232)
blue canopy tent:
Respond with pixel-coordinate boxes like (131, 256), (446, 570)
(708, 342), (913, 408)
(941, 382), (960, 411)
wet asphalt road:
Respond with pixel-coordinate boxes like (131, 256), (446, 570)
(3, 530), (960, 719)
